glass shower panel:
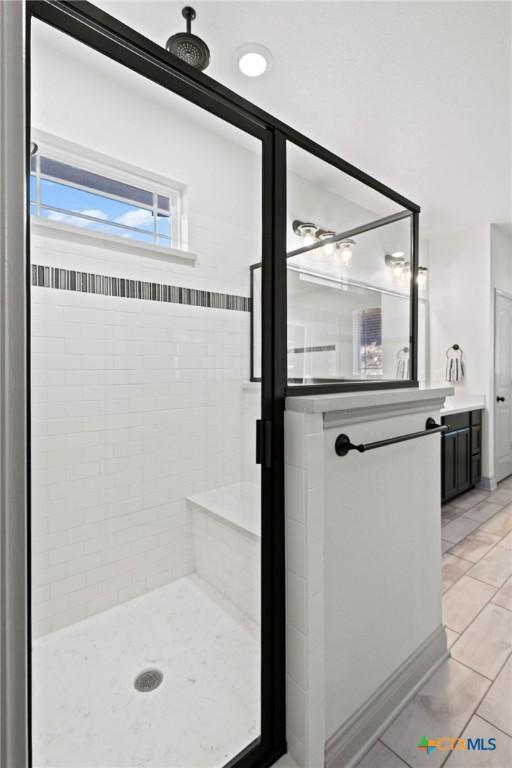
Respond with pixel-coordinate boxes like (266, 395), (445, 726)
(287, 141), (414, 385)
(30, 19), (262, 768)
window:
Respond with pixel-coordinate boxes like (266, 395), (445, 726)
(354, 307), (382, 376)
(30, 137), (184, 250)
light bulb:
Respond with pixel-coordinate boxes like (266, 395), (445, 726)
(336, 239), (354, 267)
(417, 268), (428, 288)
(317, 244), (328, 261)
(238, 52), (267, 77)
(393, 264), (403, 278)
(235, 45), (273, 78)
(341, 246), (352, 266)
(298, 224), (318, 247)
(317, 230), (336, 260)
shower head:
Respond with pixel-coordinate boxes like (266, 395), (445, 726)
(166, 7), (210, 71)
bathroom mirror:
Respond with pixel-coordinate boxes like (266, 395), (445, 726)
(251, 264), (428, 385)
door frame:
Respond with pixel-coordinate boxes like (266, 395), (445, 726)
(0, 2), (30, 765)
(493, 287), (512, 484)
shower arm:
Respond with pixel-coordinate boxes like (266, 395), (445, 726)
(183, 6), (196, 35)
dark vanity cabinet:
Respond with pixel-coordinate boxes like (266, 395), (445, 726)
(441, 410), (482, 503)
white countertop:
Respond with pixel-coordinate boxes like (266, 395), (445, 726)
(285, 385), (454, 414)
(440, 395), (485, 416)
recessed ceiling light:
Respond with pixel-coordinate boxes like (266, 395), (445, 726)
(235, 44), (272, 77)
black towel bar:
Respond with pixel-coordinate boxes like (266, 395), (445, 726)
(334, 417), (448, 457)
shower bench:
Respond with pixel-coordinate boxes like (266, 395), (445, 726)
(186, 482), (261, 624)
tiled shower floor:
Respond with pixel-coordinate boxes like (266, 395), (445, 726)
(33, 574), (260, 768)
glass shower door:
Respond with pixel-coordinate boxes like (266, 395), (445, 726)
(286, 140), (418, 390)
(30, 17), (265, 768)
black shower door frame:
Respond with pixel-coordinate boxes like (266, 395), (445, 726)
(25, 3), (420, 767)
(26, 2), (286, 767)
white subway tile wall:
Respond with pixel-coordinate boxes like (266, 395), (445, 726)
(31, 228), (258, 637)
(284, 410), (326, 768)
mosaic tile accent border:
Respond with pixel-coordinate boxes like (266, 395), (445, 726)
(289, 344), (336, 354)
(32, 265), (251, 313)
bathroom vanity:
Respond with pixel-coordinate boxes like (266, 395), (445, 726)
(439, 397), (485, 503)
(440, 409), (483, 503)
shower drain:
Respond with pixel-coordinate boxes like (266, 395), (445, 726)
(134, 669), (163, 693)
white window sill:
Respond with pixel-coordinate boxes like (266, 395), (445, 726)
(30, 217), (197, 265)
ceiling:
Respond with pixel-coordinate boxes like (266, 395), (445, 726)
(70, 2), (512, 238)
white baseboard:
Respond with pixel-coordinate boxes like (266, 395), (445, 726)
(325, 625), (449, 768)
(479, 476), (498, 491)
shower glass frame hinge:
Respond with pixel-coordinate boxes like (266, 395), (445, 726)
(256, 419), (272, 468)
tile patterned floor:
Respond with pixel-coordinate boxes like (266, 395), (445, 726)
(357, 481), (512, 768)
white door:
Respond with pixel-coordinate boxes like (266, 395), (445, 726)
(495, 292), (512, 481)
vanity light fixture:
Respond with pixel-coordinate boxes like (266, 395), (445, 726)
(385, 251), (408, 279)
(293, 220), (356, 266)
(385, 253), (428, 286)
(235, 43), (272, 77)
(293, 220), (319, 246)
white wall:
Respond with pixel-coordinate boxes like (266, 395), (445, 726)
(491, 225), (512, 291)
(323, 410), (443, 739)
(283, 388), (449, 767)
(429, 225), (492, 477)
(284, 408), (326, 768)
(429, 226), (491, 397)
(429, 223), (512, 483)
